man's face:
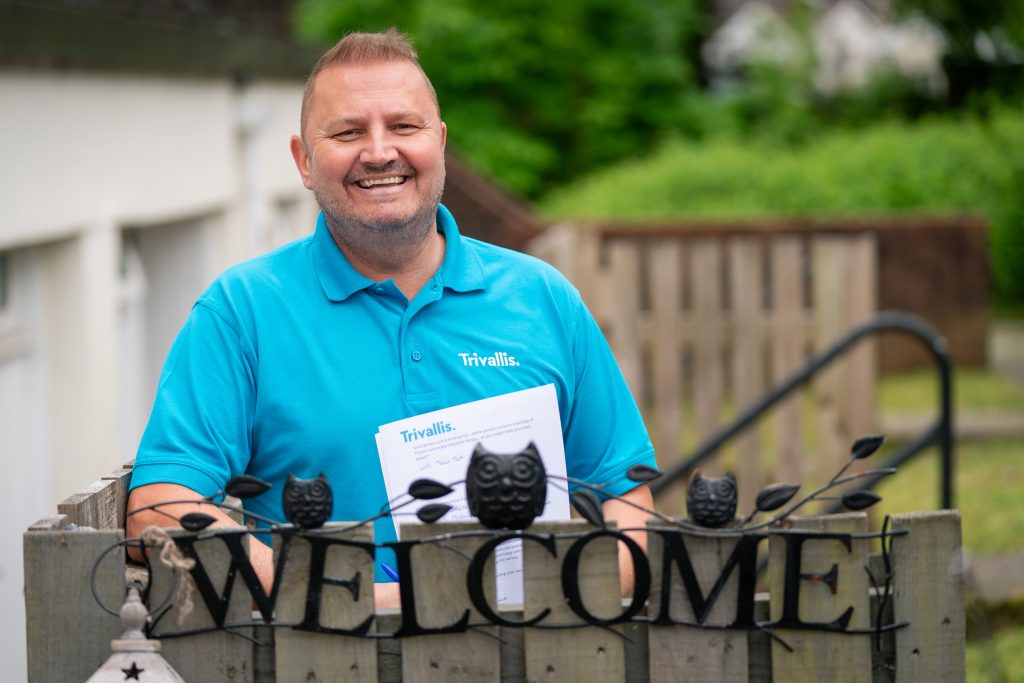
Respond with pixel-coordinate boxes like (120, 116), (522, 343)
(292, 60), (447, 259)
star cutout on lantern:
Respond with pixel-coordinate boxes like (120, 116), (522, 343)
(122, 662), (144, 680)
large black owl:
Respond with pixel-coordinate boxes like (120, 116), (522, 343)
(687, 470), (738, 528)
(283, 472), (333, 529)
(466, 442), (547, 530)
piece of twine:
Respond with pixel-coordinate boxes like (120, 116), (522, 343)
(140, 525), (197, 625)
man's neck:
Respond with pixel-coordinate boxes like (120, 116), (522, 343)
(337, 229), (446, 301)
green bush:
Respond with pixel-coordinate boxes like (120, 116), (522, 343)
(541, 109), (1024, 304)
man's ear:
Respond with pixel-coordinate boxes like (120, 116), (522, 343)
(290, 134), (313, 190)
(440, 121), (447, 153)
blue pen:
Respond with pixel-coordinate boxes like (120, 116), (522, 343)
(381, 562), (400, 582)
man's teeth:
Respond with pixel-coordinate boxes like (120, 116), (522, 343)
(357, 176), (405, 188)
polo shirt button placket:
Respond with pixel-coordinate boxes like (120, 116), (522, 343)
(411, 350), (423, 362)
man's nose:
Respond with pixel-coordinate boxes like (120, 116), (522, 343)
(360, 128), (399, 166)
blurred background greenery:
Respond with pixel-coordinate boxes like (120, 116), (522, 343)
(293, 0), (1024, 308)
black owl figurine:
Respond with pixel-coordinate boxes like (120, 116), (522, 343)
(282, 472), (333, 529)
(687, 470), (738, 528)
(466, 442), (547, 530)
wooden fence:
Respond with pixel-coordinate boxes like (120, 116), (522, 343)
(24, 465), (966, 682)
(529, 224), (878, 513)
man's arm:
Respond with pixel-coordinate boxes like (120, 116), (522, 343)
(126, 483), (274, 592)
(602, 483), (653, 597)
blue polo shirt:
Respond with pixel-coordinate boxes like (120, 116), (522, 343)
(130, 205), (656, 580)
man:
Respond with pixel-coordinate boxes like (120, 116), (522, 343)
(127, 29), (656, 606)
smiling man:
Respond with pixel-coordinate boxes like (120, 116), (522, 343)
(126, 30), (657, 606)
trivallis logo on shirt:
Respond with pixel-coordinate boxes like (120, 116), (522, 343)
(457, 351), (520, 367)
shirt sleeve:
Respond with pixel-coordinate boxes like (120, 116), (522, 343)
(129, 298), (257, 497)
(562, 296), (657, 500)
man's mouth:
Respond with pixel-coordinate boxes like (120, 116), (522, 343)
(355, 176), (407, 189)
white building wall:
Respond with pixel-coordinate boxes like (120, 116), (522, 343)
(0, 68), (317, 680)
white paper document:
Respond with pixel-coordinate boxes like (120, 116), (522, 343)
(375, 383), (570, 604)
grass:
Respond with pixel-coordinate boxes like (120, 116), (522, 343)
(875, 438), (1024, 554)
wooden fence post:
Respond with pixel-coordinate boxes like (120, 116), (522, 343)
(399, 522), (500, 683)
(647, 527), (749, 682)
(149, 530), (256, 682)
(891, 511), (966, 683)
(274, 524), (378, 683)
(24, 518), (124, 682)
(523, 520), (625, 682)
(768, 513), (873, 682)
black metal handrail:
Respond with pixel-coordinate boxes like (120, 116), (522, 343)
(650, 311), (955, 510)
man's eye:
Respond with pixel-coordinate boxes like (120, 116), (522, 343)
(393, 124), (418, 132)
(334, 130), (359, 139)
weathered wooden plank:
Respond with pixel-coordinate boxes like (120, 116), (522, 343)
(377, 610), (403, 683)
(28, 514), (69, 531)
(399, 522), (500, 683)
(891, 511), (965, 683)
(690, 238), (724, 444)
(274, 524), (377, 683)
(58, 477), (121, 529)
(577, 227), (606, 318)
(729, 237), (765, 514)
(523, 520), (624, 682)
(526, 223), (571, 277)
(811, 237), (851, 484)
(149, 529), (255, 681)
(623, 610), (650, 683)
(102, 468), (133, 530)
(769, 513), (873, 682)
(24, 527), (124, 682)
(608, 239), (644, 402)
(770, 237), (806, 484)
(647, 525), (748, 683)
(845, 234), (878, 441)
(649, 239), (685, 514)
(253, 622), (276, 683)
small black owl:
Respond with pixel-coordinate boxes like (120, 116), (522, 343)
(282, 472), (333, 529)
(687, 470), (738, 528)
(466, 442), (547, 530)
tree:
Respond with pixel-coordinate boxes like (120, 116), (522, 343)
(293, 0), (705, 197)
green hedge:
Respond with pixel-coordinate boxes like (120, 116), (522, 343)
(541, 111), (1024, 304)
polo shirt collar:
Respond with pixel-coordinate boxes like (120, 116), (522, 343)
(436, 204), (486, 294)
(312, 203), (486, 302)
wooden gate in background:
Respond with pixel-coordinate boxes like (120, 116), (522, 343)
(529, 223), (877, 513)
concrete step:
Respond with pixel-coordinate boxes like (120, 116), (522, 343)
(880, 412), (1024, 440)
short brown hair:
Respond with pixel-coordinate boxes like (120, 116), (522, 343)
(299, 28), (439, 139)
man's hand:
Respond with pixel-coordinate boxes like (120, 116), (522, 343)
(601, 483), (654, 597)
(126, 483), (274, 594)
(374, 582), (401, 610)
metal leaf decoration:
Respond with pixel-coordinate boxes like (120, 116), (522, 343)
(408, 479), (453, 500)
(851, 434), (886, 460)
(626, 464), (662, 483)
(842, 491), (882, 511)
(571, 489), (605, 527)
(179, 512), (217, 532)
(755, 483), (800, 512)
(416, 503), (452, 524)
(224, 475), (272, 499)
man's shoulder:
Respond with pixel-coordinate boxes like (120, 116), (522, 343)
(462, 236), (576, 292)
(196, 234), (316, 320)
(210, 234), (315, 293)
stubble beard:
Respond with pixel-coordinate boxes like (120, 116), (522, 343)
(313, 161), (446, 272)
